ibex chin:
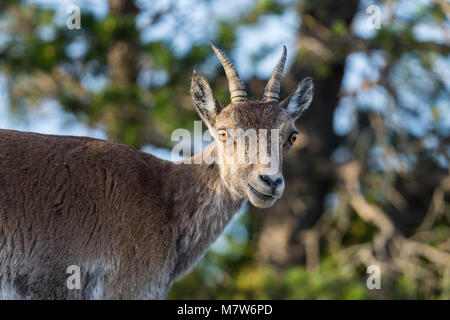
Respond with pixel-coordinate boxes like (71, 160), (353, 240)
(0, 42), (313, 299)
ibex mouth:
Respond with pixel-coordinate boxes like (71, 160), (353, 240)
(248, 184), (277, 201)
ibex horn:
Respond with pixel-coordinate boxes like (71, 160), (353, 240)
(263, 46), (287, 103)
(210, 41), (247, 103)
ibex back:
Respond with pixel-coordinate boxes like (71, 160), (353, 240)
(0, 42), (313, 299)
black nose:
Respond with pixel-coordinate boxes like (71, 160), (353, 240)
(259, 175), (283, 188)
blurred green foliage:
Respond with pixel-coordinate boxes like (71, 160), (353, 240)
(0, 0), (448, 300)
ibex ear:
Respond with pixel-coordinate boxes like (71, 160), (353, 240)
(190, 71), (222, 129)
(280, 77), (314, 121)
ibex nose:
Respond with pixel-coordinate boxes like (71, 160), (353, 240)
(259, 174), (283, 189)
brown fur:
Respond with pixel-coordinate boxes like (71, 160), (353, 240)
(0, 129), (242, 299)
(0, 45), (313, 299)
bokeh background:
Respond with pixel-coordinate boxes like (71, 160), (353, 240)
(0, 0), (449, 299)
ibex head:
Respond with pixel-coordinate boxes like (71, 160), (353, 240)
(190, 41), (314, 208)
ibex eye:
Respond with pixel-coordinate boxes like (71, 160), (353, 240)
(218, 129), (228, 141)
(289, 133), (298, 145)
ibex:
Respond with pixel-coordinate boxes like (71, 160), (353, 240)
(0, 42), (313, 299)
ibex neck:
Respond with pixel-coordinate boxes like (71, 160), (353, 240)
(166, 143), (245, 279)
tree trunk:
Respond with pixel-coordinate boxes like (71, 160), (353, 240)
(255, 0), (361, 267)
(105, 0), (143, 148)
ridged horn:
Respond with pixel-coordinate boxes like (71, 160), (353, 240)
(210, 41), (247, 103)
(263, 46), (287, 103)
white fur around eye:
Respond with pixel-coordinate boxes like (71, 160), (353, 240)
(218, 129), (228, 141)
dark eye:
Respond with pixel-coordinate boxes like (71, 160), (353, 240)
(218, 129), (228, 142)
(289, 133), (298, 145)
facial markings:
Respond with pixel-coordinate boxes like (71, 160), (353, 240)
(214, 102), (298, 165)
